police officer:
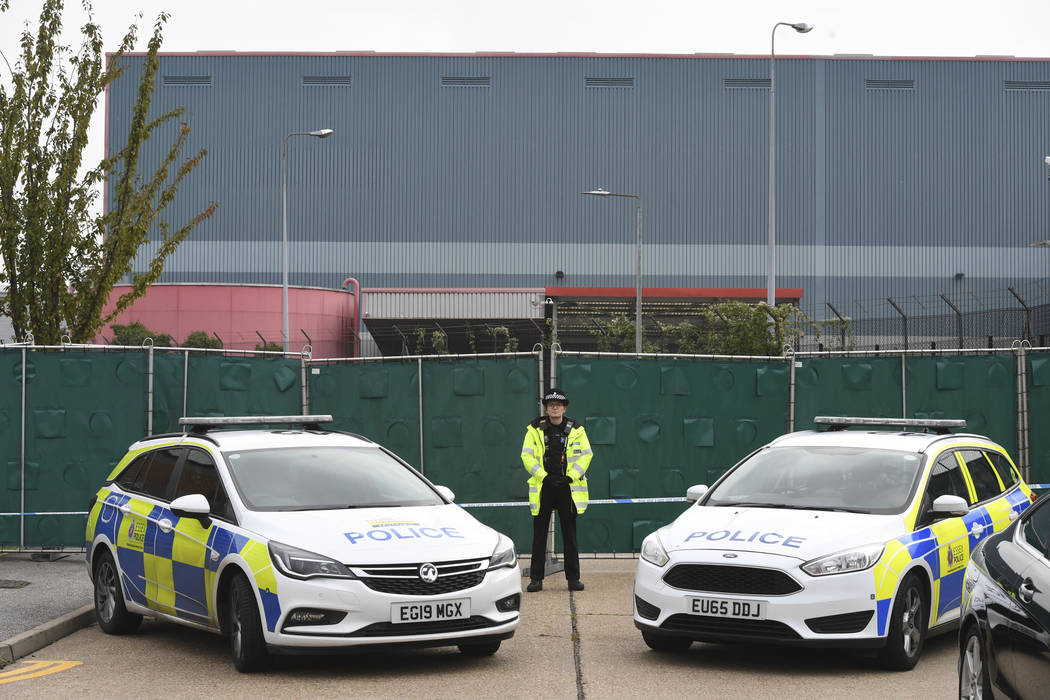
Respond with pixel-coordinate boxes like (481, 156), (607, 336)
(520, 387), (593, 592)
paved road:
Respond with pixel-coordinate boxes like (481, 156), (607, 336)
(4, 560), (959, 698)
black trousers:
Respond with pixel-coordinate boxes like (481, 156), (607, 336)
(530, 482), (580, 582)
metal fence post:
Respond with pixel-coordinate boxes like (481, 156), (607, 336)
(940, 294), (964, 349)
(1014, 339), (1031, 481)
(417, 357), (425, 474)
(146, 341), (154, 435)
(20, 345), (27, 550)
(888, 298), (907, 351)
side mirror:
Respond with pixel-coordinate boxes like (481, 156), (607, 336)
(171, 493), (211, 526)
(435, 485), (455, 503)
(930, 494), (969, 518)
(686, 484), (709, 504)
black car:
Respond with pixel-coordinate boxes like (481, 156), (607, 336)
(959, 491), (1050, 698)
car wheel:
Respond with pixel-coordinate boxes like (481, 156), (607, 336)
(641, 630), (692, 652)
(226, 572), (269, 673)
(878, 573), (926, 670)
(959, 626), (992, 700)
(457, 640), (501, 656)
(93, 550), (142, 635)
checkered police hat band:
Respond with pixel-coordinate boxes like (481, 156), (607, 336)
(543, 391), (567, 403)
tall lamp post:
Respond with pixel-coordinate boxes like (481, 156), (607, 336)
(583, 188), (643, 354)
(768, 21), (813, 309)
(282, 128), (334, 352)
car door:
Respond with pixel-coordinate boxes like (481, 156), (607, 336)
(917, 451), (972, 623)
(1005, 496), (1050, 698)
(125, 447), (185, 613)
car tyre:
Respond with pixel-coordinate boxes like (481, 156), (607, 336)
(878, 573), (926, 671)
(959, 626), (992, 700)
(457, 640), (501, 656)
(641, 630), (692, 652)
(93, 549), (142, 635)
(227, 572), (269, 673)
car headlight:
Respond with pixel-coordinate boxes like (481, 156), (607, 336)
(801, 543), (885, 576)
(268, 541), (357, 580)
(640, 531), (669, 567)
(489, 533), (517, 569)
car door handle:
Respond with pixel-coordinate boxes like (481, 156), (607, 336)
(1019, 578), (1035, 604)
(158, 518), (173, 533)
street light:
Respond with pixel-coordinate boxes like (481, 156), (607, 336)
(281, 128), (334, 352)
(583, 188), (643, 354)
(768, 21), (813, 309)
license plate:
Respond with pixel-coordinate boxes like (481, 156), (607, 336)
(391, 598), (470, 624)
(690, 597), (766, 620)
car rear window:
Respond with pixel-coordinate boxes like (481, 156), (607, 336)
(983, 451), (1018, 489)
(960, 450), (1003, 502)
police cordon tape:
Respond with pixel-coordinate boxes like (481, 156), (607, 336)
(3, 486), (1050, 516)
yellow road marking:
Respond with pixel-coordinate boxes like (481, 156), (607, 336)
(0, 660), (82, 684)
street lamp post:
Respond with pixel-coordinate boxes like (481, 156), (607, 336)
(282, 128), (334, 352)
(583, 189), (643, 354)
(768, 21), (813, 309)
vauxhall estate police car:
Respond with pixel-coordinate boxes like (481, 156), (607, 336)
(633, 417), (1037, 670)
(85, 416), (521, 672)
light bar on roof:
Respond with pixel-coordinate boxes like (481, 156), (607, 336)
(814, 416), (966, 430)
(178, 415), (333, 427)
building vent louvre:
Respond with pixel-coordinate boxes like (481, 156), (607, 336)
(865, 79), (915, 90)
(585, 77), (634, 88)
(1004, 80), (1050, 91)
(441, 76), (491, 87)
(302, 75), (352, 86)
(723, 77), (771, 89)
(162, 75), (212, 86)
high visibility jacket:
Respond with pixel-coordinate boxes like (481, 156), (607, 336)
(521, 416), (594, 516)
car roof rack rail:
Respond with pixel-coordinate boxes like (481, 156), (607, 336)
(813, 416), (966, 435)
(178, 415), (334, 435)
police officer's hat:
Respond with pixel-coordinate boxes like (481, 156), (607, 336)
(543, 388), (569, 406)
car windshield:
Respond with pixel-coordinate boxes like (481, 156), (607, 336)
(223, 446), (444, 511)
(704, 445), (925, 515)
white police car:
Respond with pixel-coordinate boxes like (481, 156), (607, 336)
(634, 417), (1036, 670)
(85, 416), (520, 672)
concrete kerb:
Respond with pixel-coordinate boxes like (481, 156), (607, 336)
(0, 604), (95, 665)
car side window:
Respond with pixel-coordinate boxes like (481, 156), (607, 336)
(984, 451), (1018, 489)
(1021, 499), (1050, 558)
(926, 453), (970, 502)
(134, 447), (184, 500)
(960, 449), (1002, 502)
(114, 452), (153, 490)
(172, 448), (236, 522)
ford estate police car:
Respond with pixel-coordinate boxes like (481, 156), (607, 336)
(633, 417), (1036, 670)
(85, 416), (521, 672)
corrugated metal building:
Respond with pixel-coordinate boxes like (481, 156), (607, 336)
(105, 52), (1050, 354)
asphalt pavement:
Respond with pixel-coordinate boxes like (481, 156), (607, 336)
(0, 552), (95, 664)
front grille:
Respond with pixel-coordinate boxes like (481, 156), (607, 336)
(361, 571), (485, 595)
(805, 610), (874, 634)
(661, 613), (800, 640)
(635, 595), (660, 621)
(663, 564), (802, 595)
(351, 557), (489, 596)
(348, 616), (497, 637)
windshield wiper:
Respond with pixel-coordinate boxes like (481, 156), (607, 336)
(712, 501), (868, 514)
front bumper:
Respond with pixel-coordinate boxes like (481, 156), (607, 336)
(633, 551), (885, 648)
(259, 563), (522, 650)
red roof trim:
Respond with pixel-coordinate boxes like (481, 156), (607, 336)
(545, 287), (804, 299)
(365, 287), (545, 294)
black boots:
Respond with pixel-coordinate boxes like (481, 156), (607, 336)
(526, 580), (543, 592)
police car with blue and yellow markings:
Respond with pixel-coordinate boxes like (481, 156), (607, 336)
(85, 416), (521, 672)
(633, 417), (1036, 670)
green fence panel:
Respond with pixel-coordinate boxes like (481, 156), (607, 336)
(552, 355), (790, 554)
(1, 349), (26, 546)
(152, 351), (189, 434)
(905, 354), (1018, 458)
(15, 349), (149, 548)
(793, 356), (904, 430)
(183, 354), (302, 420)
(308, 360), (424, 469)
(1026, 351), (1050, 484)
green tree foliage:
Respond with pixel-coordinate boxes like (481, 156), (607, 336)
(109, 320), (172, 347)
(0, 0), (217, 345)
(430, 329), (448, 354)
(182, 330), (222, 349)
(254, 340), (282, 352)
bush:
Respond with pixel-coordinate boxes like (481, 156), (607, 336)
(182, 330), (223, 349)
(110, 321), (174, 347)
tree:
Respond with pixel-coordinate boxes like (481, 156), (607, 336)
(0, 0), (217, 345)
(109, 320), (172, 347)
(182, 330), (222, 349)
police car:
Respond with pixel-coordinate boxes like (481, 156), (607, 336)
(633, 417), (1036, 670)
(85, 416), (521, 672)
